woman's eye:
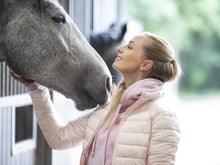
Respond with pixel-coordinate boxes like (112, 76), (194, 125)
(51, 14), (66, 24)
(127, 45), (131, 49)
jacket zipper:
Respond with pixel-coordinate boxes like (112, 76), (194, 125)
(111, 108), (134, 165)
(81, 111), (112, 165)
(111, 94), (147, 164)
(103, 104), (122, 165)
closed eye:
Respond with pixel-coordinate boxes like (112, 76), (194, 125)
(51, 14), (66, 24)
(127, 45), (132, 49)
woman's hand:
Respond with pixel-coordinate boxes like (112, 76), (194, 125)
(10, 71), (34, 87)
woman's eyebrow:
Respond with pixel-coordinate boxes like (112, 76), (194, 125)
(129, 41), (135, 45)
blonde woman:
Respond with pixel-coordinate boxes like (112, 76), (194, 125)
(11, 32), (181, 165)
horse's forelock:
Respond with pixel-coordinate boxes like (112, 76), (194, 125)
(38, 0), (42, 9)
(0, 0), (5, 14)
(34, 0), (53, 14)
(0, 0), (48, 14)
(36, 0), (42, 11)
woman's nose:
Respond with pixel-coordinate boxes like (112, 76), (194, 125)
(117, 45), (123, 53)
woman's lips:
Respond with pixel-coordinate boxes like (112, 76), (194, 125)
(115, 55), (123, 61)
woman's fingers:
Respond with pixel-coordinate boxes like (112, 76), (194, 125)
(11, 72), (22, 78)
(9, 71), (33, 86)
(10, 71), (21, 80)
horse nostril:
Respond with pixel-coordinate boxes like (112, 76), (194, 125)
(105, 77), (111, 93)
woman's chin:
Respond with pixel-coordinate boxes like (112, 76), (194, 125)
(112, 63), (120, 71)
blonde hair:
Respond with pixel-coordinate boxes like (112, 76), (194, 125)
(143, 32), (181, 82)
(107, 32), (181, 126)
(107, 83), (126, 126)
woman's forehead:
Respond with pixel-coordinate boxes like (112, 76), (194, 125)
(130, 35), (147, 45)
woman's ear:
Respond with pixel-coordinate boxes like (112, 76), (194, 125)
(140, 60), (153, 71)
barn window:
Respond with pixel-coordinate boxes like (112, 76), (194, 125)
(15, 105), (33, 143)
(12, 103), (37, 155)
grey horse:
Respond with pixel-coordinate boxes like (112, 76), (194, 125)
(0, 0), (112, 110)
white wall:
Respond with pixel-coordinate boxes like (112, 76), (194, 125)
(92, 0), (120, 32)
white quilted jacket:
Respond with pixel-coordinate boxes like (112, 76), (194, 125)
(30, 87), (180, 165)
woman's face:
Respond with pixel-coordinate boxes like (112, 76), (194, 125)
(113, 34), (146, 74)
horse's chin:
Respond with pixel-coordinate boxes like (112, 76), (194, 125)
(75, 100), (98, 111)
(68, 96), (98, 111)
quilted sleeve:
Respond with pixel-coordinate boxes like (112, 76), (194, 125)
(30, 88), (91, 150)
(147, 110), (180, 165)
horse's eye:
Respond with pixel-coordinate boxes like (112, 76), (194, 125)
(51, 14), (66, 24)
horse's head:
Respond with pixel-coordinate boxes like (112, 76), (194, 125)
(0, 0), (112, 110)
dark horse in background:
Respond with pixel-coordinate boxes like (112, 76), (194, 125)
(90, 23), (127, 83)
(0, 0), (112, 110)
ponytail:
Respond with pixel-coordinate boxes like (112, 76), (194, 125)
(107, 83), (126, 126)
(168, 59), (181, 82)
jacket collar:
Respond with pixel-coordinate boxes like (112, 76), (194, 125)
(117, 78), (164, 112)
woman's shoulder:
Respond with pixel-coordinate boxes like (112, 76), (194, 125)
(147, 101), (180, 131)
(140, 99), (178, 121)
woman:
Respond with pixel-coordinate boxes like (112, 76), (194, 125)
(11, 32), (181, 165)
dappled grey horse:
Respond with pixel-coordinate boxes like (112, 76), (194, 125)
(0, 0), (112, 110)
